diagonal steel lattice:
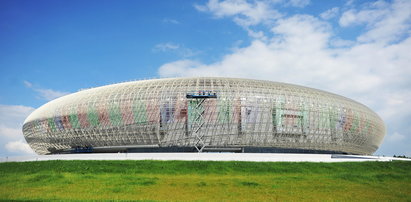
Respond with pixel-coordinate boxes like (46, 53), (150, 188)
(22, 77), (385, 155)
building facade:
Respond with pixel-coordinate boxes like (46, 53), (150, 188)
(22, 77), (385, 155)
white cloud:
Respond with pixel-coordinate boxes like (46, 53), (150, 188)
(339, 1), (390, 27)
(0, 105), (36, 156)
(23, 80), (33, 88)
(0, 125), (22, 139)
(195, 0), (281, 28)
(195, 0), (255, 17)
(23, 80), (69, 101)
(159, 0), (411, 155)
(159, 60), (204, 77)
(154, 42), (180, 52)
(320, 7), (339, 20)
(34, 88), (69, 101)
(158, 12), (410, 96)
(153, 42), (201, 58)
(5, 140), (34, 154)
(329, 38), (355, 47)
(163, 18), (180, 24)
(386, 132), (406, 143)
(0, 105), (35, 126)
(285, 0), (310, 8)
(339, 0), (411, 43)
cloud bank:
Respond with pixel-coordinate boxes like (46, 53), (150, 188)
(0, 105), (35, 155)
(24, 81), (69, 101)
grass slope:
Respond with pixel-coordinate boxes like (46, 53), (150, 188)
(0, 160), (410, 201)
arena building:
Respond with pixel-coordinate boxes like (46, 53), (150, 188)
(22, 77), (385, 155)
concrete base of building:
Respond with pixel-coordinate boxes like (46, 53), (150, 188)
(56, 146), (352, 155)
(1, 153), (410, 163)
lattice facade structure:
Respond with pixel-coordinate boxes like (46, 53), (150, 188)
(22, 77), (385, 155)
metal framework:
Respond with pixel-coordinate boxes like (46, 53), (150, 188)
(186, 91), (217, 152)
(22, 77), (386, 155)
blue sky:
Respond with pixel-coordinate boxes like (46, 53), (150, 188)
(1, 0), (410, 157)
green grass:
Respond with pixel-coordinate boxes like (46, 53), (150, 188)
(0, 160), (410, 201)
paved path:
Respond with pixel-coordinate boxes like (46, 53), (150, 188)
(1, 153), (409, 163)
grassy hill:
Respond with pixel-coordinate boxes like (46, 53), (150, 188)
(0, 160), (410, 201)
